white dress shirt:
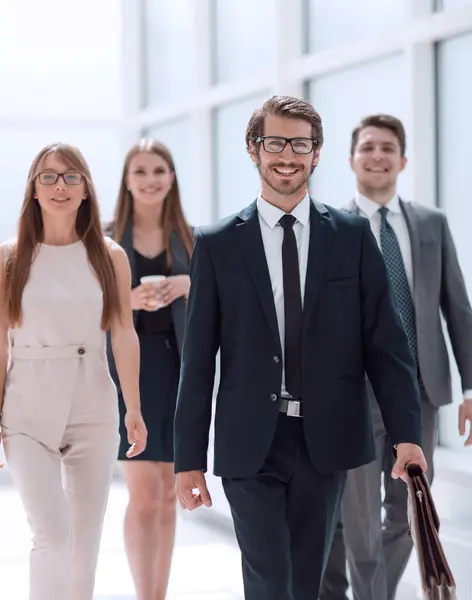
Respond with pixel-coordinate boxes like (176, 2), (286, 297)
(257, 192), (310, 397)
(354, 192), (413, 292)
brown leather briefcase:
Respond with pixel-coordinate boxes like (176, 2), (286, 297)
(406, 463), (457, 599)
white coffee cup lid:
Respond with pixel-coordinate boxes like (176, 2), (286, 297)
(140, 275), (166, 284)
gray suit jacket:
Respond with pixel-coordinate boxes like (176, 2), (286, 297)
(345, 198), (472, 407)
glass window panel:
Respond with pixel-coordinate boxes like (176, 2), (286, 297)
(304, 0), (407, 53)
(0, 128), (122, 241)
(212, 0), (276, 84)
(144, 0), (196, 106)
(308, 54), (410, 208)
(145, 120), (197, 225)
(214, 94), (270, 218)
(437, 34), (472, 309)
(0, 0), (121, 120)
(435, 33), (472, 448)
(436, 0), (472, 9)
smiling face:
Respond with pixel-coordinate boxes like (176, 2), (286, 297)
(126, 151), (175, 208)
(350, 126), (407, 198)
(34, 153), (87, 217)
(248, 114), (320, 201)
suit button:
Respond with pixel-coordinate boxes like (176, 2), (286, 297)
(273, 355), (281, 364)
(270, 393), (278, 402)
(78, 347), (85, 355)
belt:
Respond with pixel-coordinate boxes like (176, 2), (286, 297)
(10, 345), (91, 360)
(279, 398), (303, 418)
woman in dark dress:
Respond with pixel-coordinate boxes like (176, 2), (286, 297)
(105, 139), (193, 600)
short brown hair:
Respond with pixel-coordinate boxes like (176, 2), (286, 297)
(245, 95), (324, 152)
(351, 114), (406, 157)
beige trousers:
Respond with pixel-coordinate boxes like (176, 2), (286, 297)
(3, 422), (119, 600)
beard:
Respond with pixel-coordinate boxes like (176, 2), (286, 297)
(259, 161), (314, 196)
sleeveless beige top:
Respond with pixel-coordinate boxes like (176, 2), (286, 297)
(1, 240), (118, 450)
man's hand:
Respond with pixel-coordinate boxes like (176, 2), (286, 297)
(391, 443), (428, 482)
(459, 399), (472, 446)
(176, 470), (212, 510)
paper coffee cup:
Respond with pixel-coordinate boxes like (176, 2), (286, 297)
(140, 275), (166, 310)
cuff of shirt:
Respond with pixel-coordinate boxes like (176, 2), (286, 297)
(463, 389), (472, 400)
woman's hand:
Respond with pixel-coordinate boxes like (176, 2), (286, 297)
(158, 275), (190, 307)
(124, 410), (148, 458)
(130, 283), (159, 311)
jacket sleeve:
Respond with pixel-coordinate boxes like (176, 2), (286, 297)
(439, 214), (472, 391)
(174, 229), (220, 473)
(360, 219), (423, 448)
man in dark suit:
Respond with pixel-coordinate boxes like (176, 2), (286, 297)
(174, 96), (427, 600)
(320, 114), (472, 600)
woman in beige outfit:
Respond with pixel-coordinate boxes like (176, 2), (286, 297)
(0, 143), (147, 600)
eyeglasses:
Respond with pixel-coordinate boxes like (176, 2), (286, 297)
(255, 136), (317, 155)
(37, 172), (83, 186)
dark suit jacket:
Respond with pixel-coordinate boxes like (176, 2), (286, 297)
(174, 199), (422, 479)
(104, 220), (191, 388)
(345, 198), (472, 407)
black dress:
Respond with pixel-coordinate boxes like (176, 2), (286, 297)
(117, 250), (181, 462)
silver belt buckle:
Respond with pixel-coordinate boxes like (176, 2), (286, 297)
(287, 400), (302, 418)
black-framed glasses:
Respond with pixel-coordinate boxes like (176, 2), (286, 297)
(255, 136), (316, 154)
(37, 172), (83, 186)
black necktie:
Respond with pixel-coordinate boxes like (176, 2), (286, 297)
(279, 214), (303, 399)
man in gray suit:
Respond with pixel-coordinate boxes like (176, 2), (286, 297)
(320, 114), (472, 600)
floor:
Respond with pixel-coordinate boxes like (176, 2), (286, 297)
(1, 450), (472, 599)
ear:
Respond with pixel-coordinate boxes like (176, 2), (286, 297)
(349, 156), (355, 172)
(399, 156), (408, 173)
(312, 147), (321, 169)
(248, 141), (259, 166)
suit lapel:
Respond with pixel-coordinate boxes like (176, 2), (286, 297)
(302, 200), (332, 334)
(400, 199), (420, 302)
(170, 232), (189, 275)
(345, 198), (358, 214)
(120, 220), (138, 284)
(237, 202), (281, 351)
(118, 221), (138, 326)
(169, 232), (190, 356)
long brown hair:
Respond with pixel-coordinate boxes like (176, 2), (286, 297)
(4, 143), (121, 330)
(112, 139), (193, 265)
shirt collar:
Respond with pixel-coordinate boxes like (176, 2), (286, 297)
(257, 191), (310, 230)
(354, 191), (401, 218)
